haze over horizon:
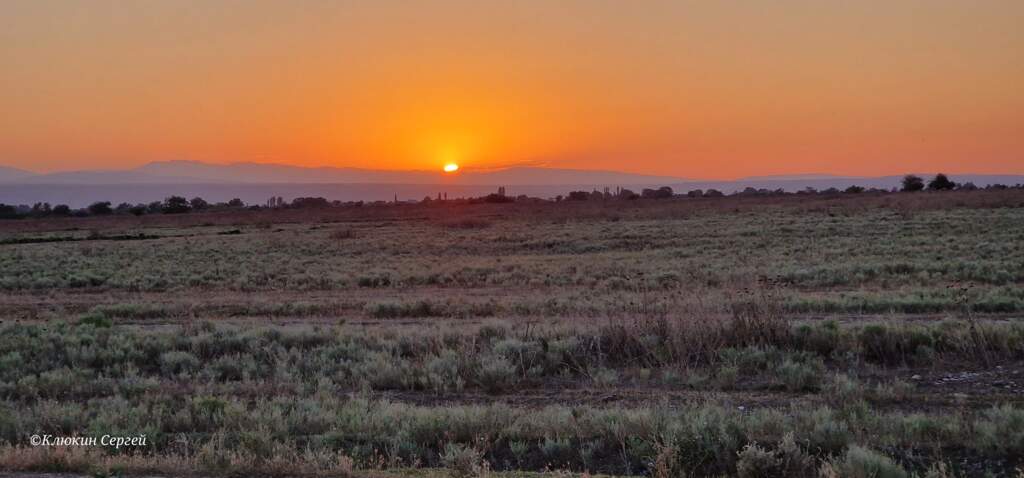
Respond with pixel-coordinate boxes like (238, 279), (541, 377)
(2, 1), (1023, 178)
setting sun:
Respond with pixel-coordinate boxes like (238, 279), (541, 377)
(443, 163), (459, 173)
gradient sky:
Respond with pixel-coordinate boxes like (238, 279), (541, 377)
(2, 1), (1022, 178)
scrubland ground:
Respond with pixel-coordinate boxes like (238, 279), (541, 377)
(0, 190), (1023, 477)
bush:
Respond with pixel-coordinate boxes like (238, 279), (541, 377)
(190, 197), (209, 210)
(87, 201), (112, 215)
(77, 312), (112, 328)
(975, 405), (1024, 455)
(440, 443), (485, 478)
(159, 351), (201, 376)
(736, 444), (781, 478)
(775, 359), (824, 392)
(474, 354), (518, 393)
(901, 175), (924, 192)
(162, 196), (191, 214)
(776, 433), (815, 477)
(826, 374), (864, 405)
(826, 445), (908, 478)
(366, 300), (440, 318)
(927, 173), (956, 191)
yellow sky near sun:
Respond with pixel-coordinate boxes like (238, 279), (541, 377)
(1, 0), (1022, 178)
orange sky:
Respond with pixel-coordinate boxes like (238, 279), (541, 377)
(2, 1), (1022, 179)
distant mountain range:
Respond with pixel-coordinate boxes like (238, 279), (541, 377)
(1, 160), (1022, 207)
(0, 165), (35, 182)
(1, 160), (688, 186)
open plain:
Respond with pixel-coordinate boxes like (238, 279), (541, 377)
(1, 189), (1024, 477)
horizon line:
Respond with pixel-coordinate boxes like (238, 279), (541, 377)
(4, 159), (1024, 183)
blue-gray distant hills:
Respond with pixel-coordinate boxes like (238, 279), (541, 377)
(3, 160), (690, 185)
(1, 160), (1021, 207)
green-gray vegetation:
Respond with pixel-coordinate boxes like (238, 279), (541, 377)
(0, 190), (1022, 477)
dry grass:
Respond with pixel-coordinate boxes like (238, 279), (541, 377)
(1, 190), (1023, 477)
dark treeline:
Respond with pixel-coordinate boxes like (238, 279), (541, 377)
(1, 173), (1020, 220)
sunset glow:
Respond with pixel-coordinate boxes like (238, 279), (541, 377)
(1, 1), (1022, 178)
(443, 163), (460, 173)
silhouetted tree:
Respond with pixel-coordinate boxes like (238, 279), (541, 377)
(227, 198), (244, 207)
(291, 197), (330, 208)
(844, 185), (865, 194)
(189, 197), (209, 210)
(687, 189), (704, 198)
(704, 189), (724, 197)
(52, 204), (71, 216)
(927, 173), (956, 190)
(641, 186), (673, 199)
(958, 182), (978, 191)
(129, 204), (147, 216)
(29, 203), (52, 217)
(902, 175), (925, 192)
(87, 201), (113, 215)
(567, 191), (590, 201)
(618, 188), (639, 199)
(162, 196), (190, 214)
(483, 193), (513, 203)
(0, 204), (19, 219)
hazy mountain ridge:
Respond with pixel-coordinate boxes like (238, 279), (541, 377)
(4, 160), (690, 186)
(0, 165), (34, 182)
(2, 161), (1022, 207)
(5, 160), (1022, 188)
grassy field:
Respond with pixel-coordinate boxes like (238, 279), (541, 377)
(1, 190), (1023, 477)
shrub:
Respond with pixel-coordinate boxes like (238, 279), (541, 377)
(901, 175), (925, 192)
(826, 445), (908, 478)
(589, 367), (619, 387)
(159, 351), (201, 376)
(440, 443), (485, 478)
(975, 405), (1024, 455)
(162, 196), (191, 214)
(425, 351), (465, 392)
(76, 312), (112, 328)
(927, 174), (956, 191)
(539, 436), (574, 466)
(366, 300), (441, 318)
(87, 201), (113, 215)
(826, 374), (864, 405)
(736, 443), (781, 478)
(776, 432), (815, 477)
(356, 275), (391, 287)
(508, 440), (530, 466)
(190, 197), (209, 210)
(805, 408), (852, 454)
(775, 359), (824, 392)
(474, 354), (518, 393)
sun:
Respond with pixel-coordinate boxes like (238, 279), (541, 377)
(443, 163), (459, 173)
